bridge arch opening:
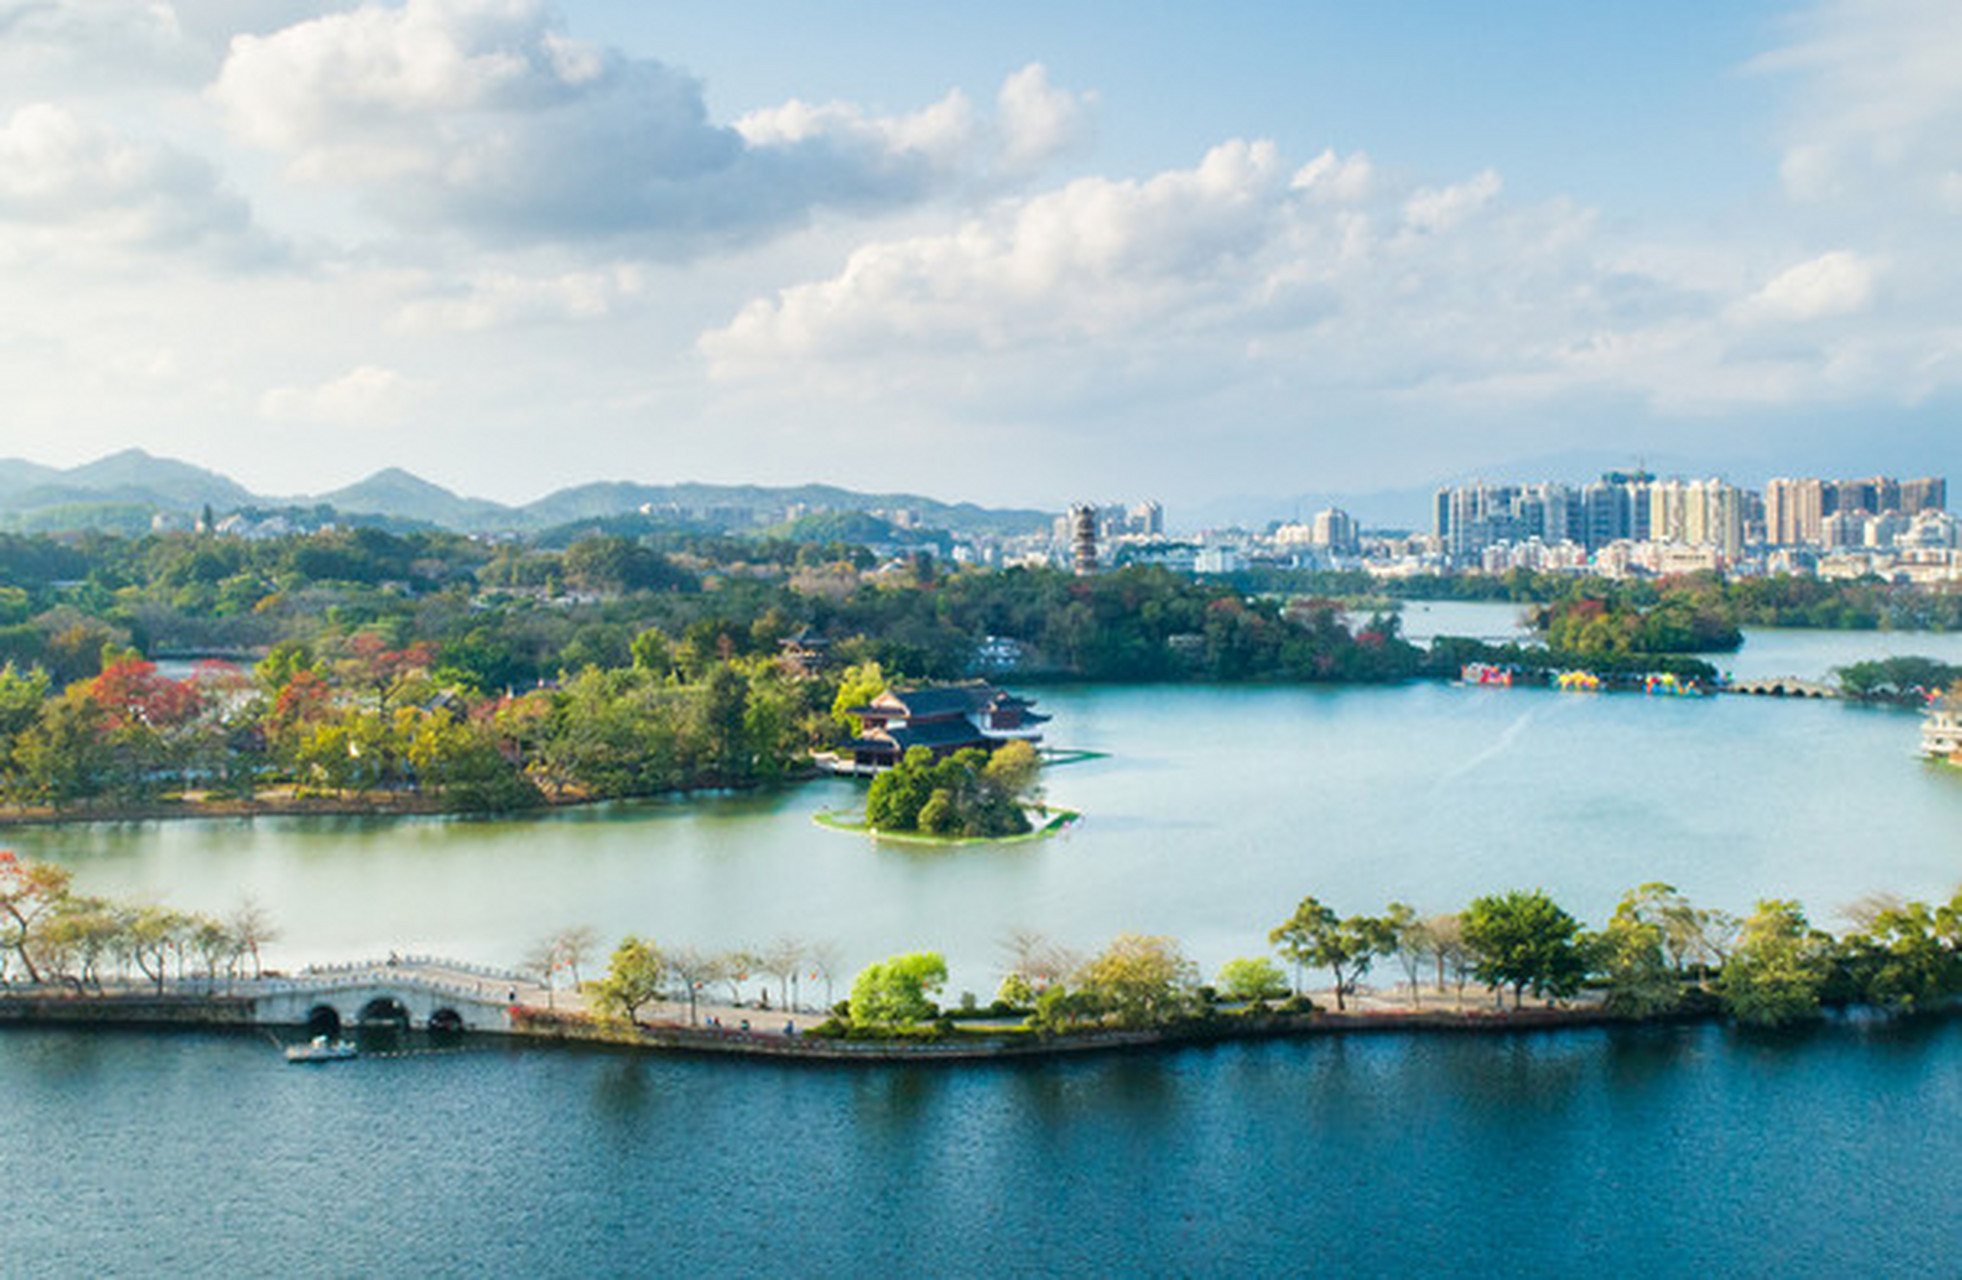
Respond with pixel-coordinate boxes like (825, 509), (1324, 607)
(428, 1008), (464, 1034)
(305, 1005), (342, 1039)
(358, 997), (411, 1028)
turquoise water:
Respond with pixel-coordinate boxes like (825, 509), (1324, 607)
(8, 616), (1962, 1274)
(16, 614), (1962, 995)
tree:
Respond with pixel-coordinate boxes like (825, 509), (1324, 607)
(847, 951), (948, 1029)
(1835, 898), (1958, 1011)
(1001, 929), (1078, 994)
(1589, 891), (1682, 1017)
(1719, 900), (1831, 1027)
(1460, 889), (1586, 1009)
(553, 924), (599, 988)
(127, 906), (190, 993)
(227, 897), (277, 979)
(522, 935), (567, 1011)
(806, 940), (844, 1013)
(663, 946), (723, 1026)
(757, 936), (807, 1012)
(1385, 901), (1431, 1007)
(831, 662), (885, 737)
(1427, 913), (1475, 1008)
(1075, 933), (1198, 1027)
(189, 917), (237, 992)
(0, 851), (73, 983)
(1216, 956), (1289, 1004)
(593, 936), (665, 1024)
(1268, 896), (1393, 1011)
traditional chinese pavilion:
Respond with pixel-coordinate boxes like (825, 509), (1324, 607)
(843, 684), (1049, 770)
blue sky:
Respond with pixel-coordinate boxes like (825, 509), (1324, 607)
(0, 0), (1956, 520)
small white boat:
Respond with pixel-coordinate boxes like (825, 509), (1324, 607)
(284, 1035), (358, 1064)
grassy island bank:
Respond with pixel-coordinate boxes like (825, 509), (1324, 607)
(813, 805), (1079, 846)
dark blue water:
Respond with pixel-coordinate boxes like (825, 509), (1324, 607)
(5, 1020), (1959, 1277)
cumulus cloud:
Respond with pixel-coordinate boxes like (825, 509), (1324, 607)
(700, 132), (1962, 434)
(0, 103), (266, 258)
(261, 364), (414, 423)
(702, 142), (1545, 377)
(1732, 250), (1877, 324)
(210, 0), (1091, 249)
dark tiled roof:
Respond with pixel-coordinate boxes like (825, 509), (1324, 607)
(881, 686), (985, 719)
(855, 718), (992, 752)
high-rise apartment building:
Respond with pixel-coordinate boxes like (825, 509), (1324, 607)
(1764, 477), (1827, 546)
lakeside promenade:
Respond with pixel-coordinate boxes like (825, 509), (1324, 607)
(0, 956), (1730, 1065)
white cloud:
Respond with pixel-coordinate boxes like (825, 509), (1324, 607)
(0, 103), (264, 258)
(701, 132), (1962, 445)
(1757, 0), (1962, 207)
(996, 63), (1094, 174)
(1291, 149), (1375, 204)
(261, 364), (414, 424)
(1732, 250), (1876, 325)
(390, 264), (649, 332)
(0, 0), (205, 91)
(211, 1), (1090, 249)
(1402, 169), (1501, 233)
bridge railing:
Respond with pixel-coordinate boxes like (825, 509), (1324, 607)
(298, 955), (522, 981)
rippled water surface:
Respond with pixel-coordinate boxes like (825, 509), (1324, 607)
(5, 1019), (1959, 1277)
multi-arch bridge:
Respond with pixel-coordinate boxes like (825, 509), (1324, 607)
(1726, 677), (1839, 699)
(246, 957), (537, 1037)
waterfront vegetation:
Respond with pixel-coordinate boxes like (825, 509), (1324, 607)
(0, 850), (274, 991)
(1, 521), (1960, 818)
(558, 877), (1962, 1042)
(8, 839), (1962, 1041)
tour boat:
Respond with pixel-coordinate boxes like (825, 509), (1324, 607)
(284, 1035), (358, 1064)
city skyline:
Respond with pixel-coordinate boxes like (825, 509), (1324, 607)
(3, 2), (1960, 510)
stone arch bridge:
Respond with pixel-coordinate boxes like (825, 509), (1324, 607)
(1726, 677), (1839, 699)
(248, 958), (533, 1036)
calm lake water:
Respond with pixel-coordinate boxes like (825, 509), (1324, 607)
(9, 610), (1962, 1274)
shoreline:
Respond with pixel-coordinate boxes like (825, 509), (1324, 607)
(811, 805), (1081, 846)
(0, 989), (1740, 1064)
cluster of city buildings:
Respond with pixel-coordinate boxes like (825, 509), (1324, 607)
(1048, 472), (1958, 585)
(1426, 472), (1953, 580)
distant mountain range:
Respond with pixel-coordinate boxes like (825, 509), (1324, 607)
(0, 449), (1056, 539)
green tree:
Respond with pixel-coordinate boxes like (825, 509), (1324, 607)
(1718, 899), (1832, 1027)
(1216, 955), (1290, 1004)
(847, 951), (948, 1029)
(1268, 896), (1393, 1011)
(1836, 899), (1959, 1011)
(1589, 890), (1682, 1017)
(830, 662), (885, 737)
(1460, 889), (1587, 1009)
(1075, 933), (1198, 1027)
(594, 936), (666, 1023)
(11, 690), (114, 809)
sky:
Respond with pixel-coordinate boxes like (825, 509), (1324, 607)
(2, 0), (1960, 519)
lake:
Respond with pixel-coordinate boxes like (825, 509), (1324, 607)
(8, 610), (1962, 1275)
(18, 608), (1962, 995)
